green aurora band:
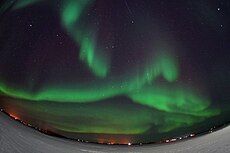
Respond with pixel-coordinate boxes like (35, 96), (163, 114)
(61, 0), (110, 78)
(2, 97), (218, 135)
(129, 86), (219, 117)
(0, 0), (221, 136)
(13, 0), (43, 9)
(0, 52), (179, 103)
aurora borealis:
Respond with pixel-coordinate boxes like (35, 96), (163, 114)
(0, 0), (230, 144)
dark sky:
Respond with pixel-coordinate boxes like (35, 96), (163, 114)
(0, 0), (230, 144)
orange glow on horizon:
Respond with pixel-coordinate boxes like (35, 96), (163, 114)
(96, 137), (132, 145)
(8, 113), (20, 120)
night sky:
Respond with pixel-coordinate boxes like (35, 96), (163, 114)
(0, 0), (230, 144)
